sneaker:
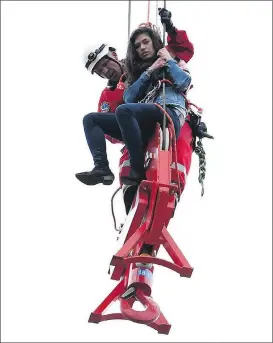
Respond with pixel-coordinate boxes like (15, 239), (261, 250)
(121, 169), (146, 186)
(75, 165), (114, 186)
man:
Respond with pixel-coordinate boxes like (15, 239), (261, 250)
(76, 9), (195, 213)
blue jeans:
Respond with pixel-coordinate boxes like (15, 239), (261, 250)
(83, 103), (181, 171)
(115, 103), (181, 172)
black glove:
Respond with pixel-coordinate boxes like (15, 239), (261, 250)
(196, 122), (214, 139)
(158, 8), (174, 33)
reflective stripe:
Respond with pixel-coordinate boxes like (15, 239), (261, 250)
(120, 159), (186, 178)
(171, 162), (187, 177)
(119, 159), (131, 171)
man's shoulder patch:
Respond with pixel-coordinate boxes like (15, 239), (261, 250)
(100, 101), (111, 113)
(117, 81), (125, 90)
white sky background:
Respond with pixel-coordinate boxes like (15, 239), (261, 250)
(1, 1), (272, 342)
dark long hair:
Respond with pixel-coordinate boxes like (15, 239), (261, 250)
(125, 27), (164, 86)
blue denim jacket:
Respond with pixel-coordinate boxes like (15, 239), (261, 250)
(123, 59), (191, 111)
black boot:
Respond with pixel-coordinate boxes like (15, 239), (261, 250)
(75, 165), (114, 186)
(121, 168), (146, 186)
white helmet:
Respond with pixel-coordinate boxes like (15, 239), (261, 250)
(83, 43), (114, 74)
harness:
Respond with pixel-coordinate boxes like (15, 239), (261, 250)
(139, 77), (214, 196)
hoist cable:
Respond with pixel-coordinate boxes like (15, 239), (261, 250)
(128, 0), (131, 40)
(147, 0), (151, 22)
(155, 1), (159, 27)
(161, 0), (167, 149)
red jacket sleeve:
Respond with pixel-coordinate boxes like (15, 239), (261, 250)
(97, 88), (122, 145)
(166, 28), (194, 63)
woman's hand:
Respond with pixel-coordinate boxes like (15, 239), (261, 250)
(146, 48), (173, 74)
(148, 57), (166, 72)
(157, 48), (173, 61)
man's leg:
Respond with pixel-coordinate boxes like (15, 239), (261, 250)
(76, 112), (123, 186)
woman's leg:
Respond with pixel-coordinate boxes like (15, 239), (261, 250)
(115, 103), (181, 184)
(115, 104), (159, 174)
(76, 112), (123, 185)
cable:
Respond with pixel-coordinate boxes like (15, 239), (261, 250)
(147, 0), (151, 22)
(161, 0), (167, 149)
(128, 0), (131, 40)
(155, 1), (159, 27)
(111, 186), (122, 231)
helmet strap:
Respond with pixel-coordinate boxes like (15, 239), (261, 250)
(94, 55), (124, 79)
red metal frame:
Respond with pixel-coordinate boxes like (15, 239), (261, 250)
(88, 123), (193, 334)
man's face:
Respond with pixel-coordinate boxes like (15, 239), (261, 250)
(134, 33), (155, 60)
(93, 56), (122, 81)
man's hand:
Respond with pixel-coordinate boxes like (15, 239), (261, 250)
(178, 59), (190, 72)
(158, 8), (174, 32)
(157, 48), (173, 61)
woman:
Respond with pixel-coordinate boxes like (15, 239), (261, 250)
(115, 27), (191, 185)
